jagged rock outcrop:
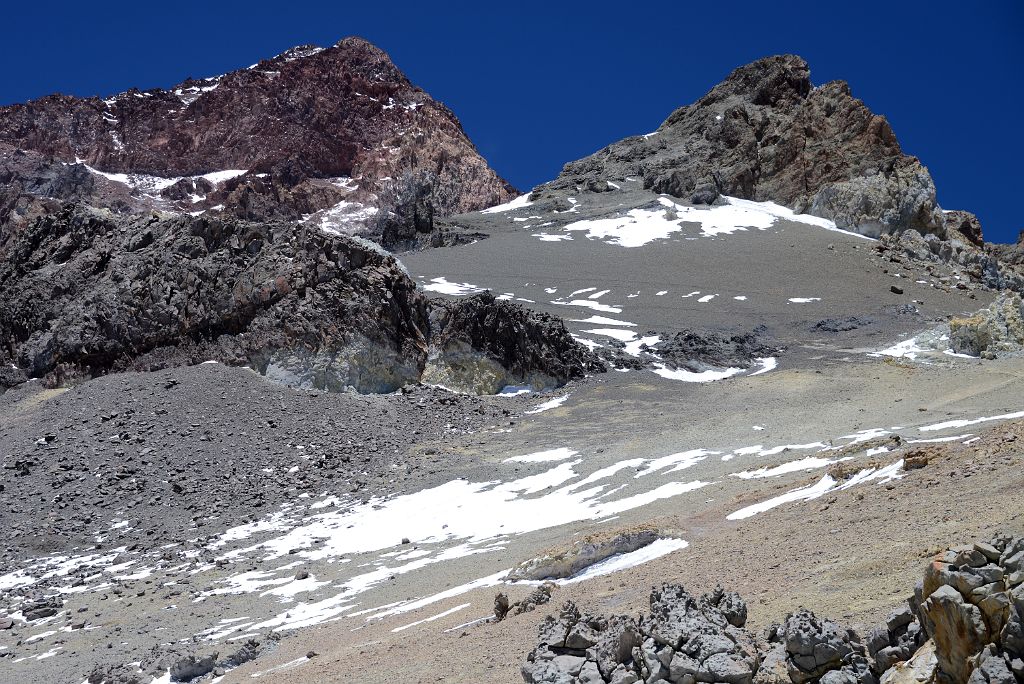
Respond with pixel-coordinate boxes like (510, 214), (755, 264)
(780, 609), (872, 683)
(522, 535), (1024, 683)
(948, 292), (1024, 358)
(523, 585), (761, 684)
(0, 206), (597, 394)
(917, 535), (1024, 684)
(653, 328), (778, 373)
(944, 211), (985, 247)
(495, 583), (559, 622)
(0, 37), (515, 247)
(992, 231), (1024, 269)
(877, 229), (1024, 294)
(424, 292), (604, 394)
(540, 54), (954, 239)
(864, 605), (924, 675)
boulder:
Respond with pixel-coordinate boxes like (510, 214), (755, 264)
(506, 528), (661, 582)
(916, 535), (1024, 684)
(782, 608), (860, 683)
(169, 653), (218, 682)
(879, 640), (938, 684)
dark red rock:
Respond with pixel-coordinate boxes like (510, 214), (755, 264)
(0, 37), (514, 243)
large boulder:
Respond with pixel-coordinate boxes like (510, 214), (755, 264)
(506, 528), (662, 582)
(916, 535), (1024, 684)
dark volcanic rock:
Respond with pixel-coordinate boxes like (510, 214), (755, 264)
(814, 317), (874, 333)
(543, 54), (950, 238)
(425, 292), (605, 394)
(0, 206), (597, 393)
(0, 37), (515, 244)
(652, 328), (778, 372)
(522, 585), (760, 684)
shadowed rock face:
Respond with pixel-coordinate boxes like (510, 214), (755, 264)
(542, 54), (950, 239)
(0, 37), (515, 247)
(0, 207), (597, 394)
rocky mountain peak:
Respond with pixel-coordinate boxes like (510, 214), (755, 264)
(546, 53), (954, 240)
(697, 53), (811, 108)
(0, 37), (515, 249)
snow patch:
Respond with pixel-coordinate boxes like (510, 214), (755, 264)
(422, 277), (486, 296)
(481, 194), (533, 214)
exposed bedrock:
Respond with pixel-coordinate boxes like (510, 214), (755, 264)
(0, 37), (516, 242)
(878, 229), (1024, 294)
(948, 292), (1024, 359)
(425, 291), (604, 395)
(541, 54), (975, 241)
(991, 232), (1024, 268)
(0, 206), (598, 394)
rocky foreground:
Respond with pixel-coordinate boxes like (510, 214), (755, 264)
(522, 532), (1024, 684)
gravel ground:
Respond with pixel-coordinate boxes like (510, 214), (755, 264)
(232, 414), (1024, 684)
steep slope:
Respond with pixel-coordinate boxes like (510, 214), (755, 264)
(541, 54), (956, 239)
(0, 37), (515, 249)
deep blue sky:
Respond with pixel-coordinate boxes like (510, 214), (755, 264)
(2, 2), (1021, 242)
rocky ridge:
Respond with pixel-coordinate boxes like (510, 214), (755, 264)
(522, 534), (1024, 684)
(0, 206), (597, 394)
(0, 37), (515, 249)
(876, 229), (1024, 295)
(536, 54), (954, 240)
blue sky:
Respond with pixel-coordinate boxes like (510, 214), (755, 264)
(2, 2), (1021, 242)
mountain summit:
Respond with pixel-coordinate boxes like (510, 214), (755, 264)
(544, 54), (959, 240)
(0, 36), (515, 248)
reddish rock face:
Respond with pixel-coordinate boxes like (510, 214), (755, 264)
(0, 37), (515, 245)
